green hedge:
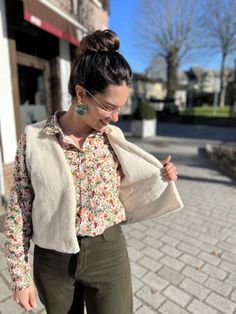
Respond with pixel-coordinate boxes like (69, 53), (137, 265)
(133, 101), (156, 120)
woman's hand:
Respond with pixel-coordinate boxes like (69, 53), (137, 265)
(14, 284), (37, 311)
(161, 155), (178, 181)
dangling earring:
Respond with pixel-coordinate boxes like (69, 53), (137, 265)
(75, 100), (87, 116)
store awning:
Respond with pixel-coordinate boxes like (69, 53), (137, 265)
(23, 0), (80, 45)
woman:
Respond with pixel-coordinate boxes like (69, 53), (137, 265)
(4, 29), (182, 314)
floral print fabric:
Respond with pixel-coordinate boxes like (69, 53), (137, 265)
(4, 112), (126, 290)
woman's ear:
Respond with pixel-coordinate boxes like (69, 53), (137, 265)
(75, 85), (86, 100)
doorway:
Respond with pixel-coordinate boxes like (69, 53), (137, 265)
(17, 52), (52, 133)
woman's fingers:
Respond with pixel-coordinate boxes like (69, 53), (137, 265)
(162, 164), (177, 180)
(14, 285), (37, 311)
(161, 155), (171, 166)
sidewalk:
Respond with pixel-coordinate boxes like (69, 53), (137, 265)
(1, 122), (236, 314)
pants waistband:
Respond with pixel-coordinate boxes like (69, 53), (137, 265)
(76, 224), (122, 242)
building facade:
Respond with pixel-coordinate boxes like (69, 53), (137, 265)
(0, 0), (109, 206)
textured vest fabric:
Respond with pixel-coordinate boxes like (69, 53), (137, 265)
(25, 121), (183, 253)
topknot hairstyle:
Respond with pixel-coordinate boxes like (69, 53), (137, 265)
(79, 29), (120, 53)
(68, 29), (133, 98)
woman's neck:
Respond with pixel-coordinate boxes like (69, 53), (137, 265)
(58, 106), (93, 138)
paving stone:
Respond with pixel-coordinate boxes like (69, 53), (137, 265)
(142, 246), (164, 261)
(142, 220), (158, 228)
(180, 235), (202, 248)
(132, 276), (144, 293)
(160, 244), (182, 258)
(204, 277), (233, 297)
(220, 228), (236, 239)
(131, 230), (146, 240)
(138, 256), (162, 272)
(166, 229), (185, 241)
(160, 235), (180, 247)
(158, 217), (173, 227)
(177, 242), (200, 256)
(0, 279), (12, 301)
(132, 222), (147, 232)
(159, 299), (190, 314)
(163, 285), (191, 307)
(1, 269), (12, 287)
(200, 242), (222, 255)
(230, 289), (236, 303)
(141, 272), (169, 292)
(142, 236), (163, 249)
(173, 217), (191, 228)
(220, 261), (236, 275)
(127, 246), (143, 261)
(144, 228), (164, 239)
(0, 252), (8, 271)
(221, 251), (236, 264)
(158, 266), (185, 285)
(135, 304), (157, 314)
(202, 263), (227, 281)
(180, 278), (210, 301)
(136, 285), (166, 309)
(130, 261), (148, 279)
(188, 299), (218, 314)
(126, 237), (146, 250)
(133, 296), (143, 312)
(217, 241), (236, 254)
(225, 233), (236, 245)
(225, 274), (236, 288)
(183, 228), (200, 240)
(169, 223), (187, 233)
(160, 255), (185, 271)
(181, 265), (208, 284)
(179, 253), (205, 269)
(206, 292), (236, 314)
(189, 225), (208, 234)
(198, 234), (219, 245)
(0, 297), (25, 314)
(198, 251), (221, 266)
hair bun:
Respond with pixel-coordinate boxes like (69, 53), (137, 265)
(79, 29), (120, 54)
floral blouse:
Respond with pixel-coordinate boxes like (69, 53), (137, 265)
(4, 112), (126, 291)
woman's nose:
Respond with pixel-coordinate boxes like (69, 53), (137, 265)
(110, 111), (119, 122)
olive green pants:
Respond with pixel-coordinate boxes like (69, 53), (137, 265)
(33, 224), (133, 314)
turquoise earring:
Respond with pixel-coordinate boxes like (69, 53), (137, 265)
(75, 102), (87, 116)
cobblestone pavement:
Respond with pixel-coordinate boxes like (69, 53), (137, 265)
(1, 122), (236, 314)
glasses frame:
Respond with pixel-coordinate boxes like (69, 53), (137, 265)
(84, 89), (121, 114)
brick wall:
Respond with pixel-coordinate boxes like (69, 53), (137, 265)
(48, 0), (109, 31)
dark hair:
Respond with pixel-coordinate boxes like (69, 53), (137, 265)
(68, 29), (133, 98)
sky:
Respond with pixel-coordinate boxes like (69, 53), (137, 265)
(109, 0), (146, 73)
(108, 0), (234, 75)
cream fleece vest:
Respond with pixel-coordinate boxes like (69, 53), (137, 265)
(25, 121), (183, 253)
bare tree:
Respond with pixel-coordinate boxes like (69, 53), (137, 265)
(135, 0), (199, 102)
(200, 0), (236, 107)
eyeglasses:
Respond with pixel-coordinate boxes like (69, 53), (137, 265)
(84, 89), (121, 114)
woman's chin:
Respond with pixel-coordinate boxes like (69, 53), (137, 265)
(97, 121), (111, 133)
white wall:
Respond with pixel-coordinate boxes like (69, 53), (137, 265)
(175, 90), (187, 110)
(0, 1), (17, 164)
(59, 39), (71, 111)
